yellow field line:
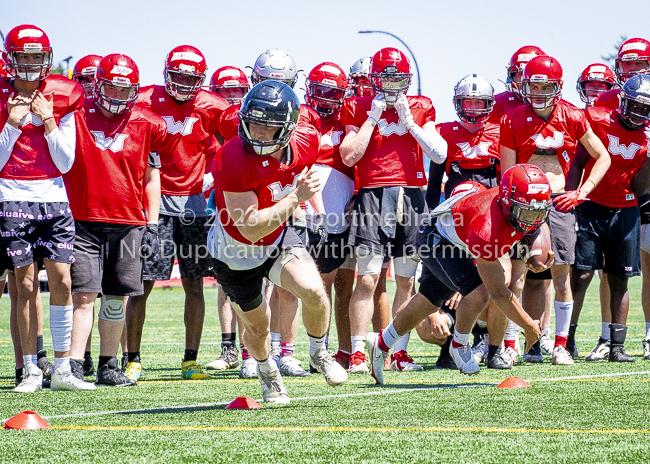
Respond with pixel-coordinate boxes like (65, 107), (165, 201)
(50, 424), (650, 435)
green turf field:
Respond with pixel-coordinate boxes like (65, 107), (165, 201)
(0, 277), (649, 463)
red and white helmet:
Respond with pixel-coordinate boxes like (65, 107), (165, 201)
(615, 38), (650, 84)
(3, 25), (53, 81)
(73, 54), (103, 97)
(520, 55), (563, 110)
(94, 54), (140, 114)
(209, 66), (250, 105)
(305, 62), (348, 117)
(0, 58), (7, 78)
(499, 164), (551, 234)
(369, 47), (411, 103)
(576, 63), (617, 104)
(348, 56), (374, 97)
(164, 45), (207, 101)
(506, 45), (546, 95)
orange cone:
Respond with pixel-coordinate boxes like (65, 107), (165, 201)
(497, 377), (532, 389)
(225, 397), (262, 409)
(4, 411), (50, 430)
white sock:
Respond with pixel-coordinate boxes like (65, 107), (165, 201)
(645, 322), (650, 340)
(505, 320), (519, 340)
(351, 336), (366, 354)
(54, 357), (70, 372)
(393, 332), (411, 353)
(257, 357), (274, 374)
(554, 300), (573, 337)
(23, 355), (37, 368)
(453, 328), (470, 346)
(602, 322), (611, 340)
(308, 334), (326, 356)
(380, 322), (400, 349)
(270, 332), (281, 350)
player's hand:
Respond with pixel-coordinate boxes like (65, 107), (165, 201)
(310, 213), (328, 249)
(202, 172), (214, 193)
(553, 189), (587, 212)
(524, 319), (542, 353)
(140, 223), (160, 259)
(526, 249), (555, 273)
(395, 94), (415, 130)
(429, 311), (452, 339)
(294, 167), (321, 203)
(445, 292), (462, 311)
(6, 92), (33, 129)
(367, 92), (386, 124)
(31, 90), (55, 121)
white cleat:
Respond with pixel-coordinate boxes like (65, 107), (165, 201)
(552, 346), (575, 365)
(51, 367), (97, 391)
(503, 347), (519, 366)
(366, 332), (387, 385)
(585, 338), (610, 362)
(390, 350), (423, 372)
(257, 365), (290, 404)
(539, 329), (554, 356)
(310, 348), (348, 387)
(449, 343), (480, 375)
(13, 364), (43, 393)
(348, 351), (369, 374)
(279, 356), (310, 377)
(643, 339), (650, 361)
(239, 358), (258, 379)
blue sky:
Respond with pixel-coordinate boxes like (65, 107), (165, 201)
(4, 0), (650, 123)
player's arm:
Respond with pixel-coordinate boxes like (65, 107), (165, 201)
(500, 146), (517, 172)
(340, 123), (375, 167)
(426, 161), (446, 210)
(143, 163), (161, 225)
(632, 156), (650, 197)
(224, 166), (320, 243)
(578, 128), (611, 194)
(395, 95), (446, 163)
(0, 92), (30, 170)
(31, 92), (76, 173)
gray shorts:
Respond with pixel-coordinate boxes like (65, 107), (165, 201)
(548, 202), (576, 266)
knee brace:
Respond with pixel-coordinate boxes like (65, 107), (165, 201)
(98, 295), (125, 322)
(50, 304), (73, 352)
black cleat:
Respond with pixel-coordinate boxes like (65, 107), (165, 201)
(120, 353), (129, 372)
(434, 339), (457, 370)
(37, 349), (54, 380)
(15, 368), (23, 387)
(70, 358), (85, 380)
(96, 358), (137, 387)
(83, 354), (95, 376)
(609, 346), (635, 363)
(566, 324), (579, 359)
(487, 347), (512, 370)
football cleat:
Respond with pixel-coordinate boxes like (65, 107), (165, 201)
(449, 343), (480, 375)
(471, 335), (487, 364)
(15, 368), (23, 387)
(585, 338), (610, 362)
(348, 351), (369, 374)
(96, 358), (137, 386)
(366, 332), (388, 384)
(502, 347), (519, 366)
(239, 358), (258, 379)
(609, 346), (635, 362)
(51, 367), (96, 391)
(206, 345), (240, 371)
(181, 360), (211, 380)
(643, 339), (650, 360)
(310, 348), (348, 387)
(120, 353), (129, 372)
(279, 356), (310, 377)
(37, 350), (54, 381)
(523, 341), (544, 363)
(257, 365), (290, 404)
(13, 364), (43, 393)
(83, 354), (95, 376)
(486, 347), (512, 370)
(390, 350), (423, 372)
(539, 329), (554, 356)
(333, 350), (351, 370)
(270, 346), (282, 366)
(124, 361), (144, 381)
(552, 346), (575, 365)
(70, 358), (85, 380)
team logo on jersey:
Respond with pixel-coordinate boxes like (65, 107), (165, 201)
(268, 175), (300, 202)
(607, 134), (642, 160)
(320, 130), (343, 147)
(530, 131), (565, 149)
(162, 116), (199, 136)
(90, 131), (129, 153)
(456, 141), (492, 159)
(377, 119), (408, 136)
(19, 112), (44, 128)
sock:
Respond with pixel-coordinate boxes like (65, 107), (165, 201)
(554, 300), (573, 343)
(84, 350), (92, 359)
(351, 335), (366, 354)
(241, 345), (252, 360)
(379, 322), (400, 351)
(37, 335), (44, 353)
(452, 328), (470, 348)
(257, 357), (274, 374)
(280, 342), (295, 358)
(270, 332), (281, 351)
(98, 356), (112, 369)
(602, 322), (611, 340)
(645, 322), (650, 340)
(568, 323), (578, 344)
(308, 333), (326, 356)
(221, 332), (236, 348)
(50, 304), (74, 353)
(184, 349), (198, 362)
(488, 345), (500, 358)
(393, 332), (411, 353)
(504, 339), (516, 350)
(15, 368), (23, 382)
(23, 355), (37, 368)
(610, 323), (627, 347)
(505, 320), (519, 344)
(127, 352), (141, 363)
(555, 336), (568, 349)
(54, 357), (70, 372)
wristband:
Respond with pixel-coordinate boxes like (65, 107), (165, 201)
(41, 115), (55, 122)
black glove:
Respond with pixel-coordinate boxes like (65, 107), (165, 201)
(311, 214), (328, 249)
(140, 223), (160, 259)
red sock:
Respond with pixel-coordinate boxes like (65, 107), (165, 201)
(554, 336), (568, 348)
(378, 332), (390, 353)
(504, 340), (516, 350)
(451, 340), (464, 348)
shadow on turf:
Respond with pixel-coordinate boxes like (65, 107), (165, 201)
(355, 382), (494, 390)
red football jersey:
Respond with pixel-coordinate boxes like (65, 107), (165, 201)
(341, 95), (435, 188)
(582, 106), (648, 207)
(500, 99), (590, 176)
(137, 86), (229, 196)
(437, 121), (500, 174)
(213, 123), (320, 246)
(488, 91), (524, 124)
(312, 111), (354, 180)
(0, 75), (83, 180)
(593, 88), (620, 110)
(65, 100), (167, 225)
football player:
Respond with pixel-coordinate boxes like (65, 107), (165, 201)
(125, 45), (229, 382)
(500, 55), (611, 365)
(577, 63), (617, 108)
(72, 55), (102, 98)
(340, 47), (447, 373)
(348, 56), (374, 98)
(65, 54), (166, 386)
(209, 81), (347, 403)
(0, 25), (84, 392)
(367, 165), (553, 383)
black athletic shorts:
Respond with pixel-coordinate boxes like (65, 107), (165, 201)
(71, 220), (145, 296)
(307, 229), (350, 274)
(548, 198), (576, 266)
(575, 202), (640, 277)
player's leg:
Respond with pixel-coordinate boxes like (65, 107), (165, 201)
(538, 279), (554, 355)
(206, 285), (240, 371)
(372, 263), (390, 332)
(640, 229), (650, 360)
(13, 263), (42, 392)
(522, 271), (550, 363)
(333, 262), (354, 369)
(276, 286), (308, 377)
(390, 255), (422, 372)
(8, 274), (25, 386)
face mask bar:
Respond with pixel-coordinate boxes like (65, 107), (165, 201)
(369, 73), (411, 102)
(306, 81), (346, 116)
(521, 81), (562, 109)
(615, 59), (650, 84)
(165, 69), (204, 101)
(6, 51), (53, 82)
(618, 96), (650, 129)
(238, 111), (296, 156)
(510, 199), (549, 234)
(453, 96), (495, 124)
(94, 79), (139, 114)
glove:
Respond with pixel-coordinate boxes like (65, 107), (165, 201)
(311, 214), (328, 249)
(141, 223), (160, 259)
(367, 93), (386, 125)
(202, 172), (214, 193)
(553, 190), (587, 212)
(395, 94), (415, 130)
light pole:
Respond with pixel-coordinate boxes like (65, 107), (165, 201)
(62, 56), (73, 78)
(358, 30), (421, 96)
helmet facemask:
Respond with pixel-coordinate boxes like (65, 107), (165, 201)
(306, 80), (346, 117)
(7, 50), (52, 82)
(522, 80), (561, 110)
(454, 96), (494, 124)
(238, 110), (296, 156)
(618, 96), (650, 129)
(164, 67), (204, 102)
(369, 69), (411, 103)
(507, 197), (549, 234)
(94, 79), (139, 114)
(615, 58), (650, 85)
